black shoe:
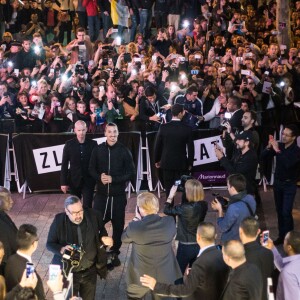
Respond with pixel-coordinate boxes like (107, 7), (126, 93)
(106, 262), (114, 271)
(274, 237), (284, 245)
(112, 256), (121, 267)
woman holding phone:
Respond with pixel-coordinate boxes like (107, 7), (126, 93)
(164, 179), (208, 275)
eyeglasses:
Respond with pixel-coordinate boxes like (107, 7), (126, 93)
(66, 208), (83, 216)
(281, 132), (293, 137)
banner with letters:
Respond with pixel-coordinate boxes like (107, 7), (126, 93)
(12, 132), (141, 192)
(0, 134), (9, 187)
(147, 129), (227, 188)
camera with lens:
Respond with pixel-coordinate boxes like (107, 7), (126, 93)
(75, 64), (85, 75)
(174, 175), (194, 192)
(212, 193), (228, 211)
(62, 244), (83, 267)
(76, 86), (85, 95)
(184, 40), (190, 50)
(113, 68), (121, 80)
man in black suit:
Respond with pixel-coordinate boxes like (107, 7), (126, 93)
(139, 86), (169, 132)
(239, 217), (274, 300)
(221, 96), (244, 159)
(154, 104), (194, 199)
(60, 120), (97, 208)
(140, 222), (229, 300)
(0, 186), (18, 263)
(4, 224), (45, 300)
(221, 240), (263, 300)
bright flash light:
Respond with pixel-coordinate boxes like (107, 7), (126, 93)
(183, 20), (189, 28)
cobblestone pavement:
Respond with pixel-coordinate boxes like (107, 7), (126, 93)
(8, 187), (300, 299)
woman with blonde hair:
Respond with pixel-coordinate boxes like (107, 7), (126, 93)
(164, 179), (208, 275)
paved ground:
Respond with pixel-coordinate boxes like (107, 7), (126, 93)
(8, 186), (300, 299)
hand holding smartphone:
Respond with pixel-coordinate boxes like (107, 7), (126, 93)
(26, 262), (35, 278)
(261, 230), (269, 246)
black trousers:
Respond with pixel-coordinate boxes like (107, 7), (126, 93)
(163, 169), (187, 200)
(73, 265), (97, 300)
(70, 179), (95, 208)
(93, 193), (127, 254)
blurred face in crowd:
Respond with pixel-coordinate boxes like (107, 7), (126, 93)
(235, 139), (248, 151)
(77, 30), (85, 42)
(22, 40), (31, 52)
(31, 14), (38, 23)
(0, 84), (7, 97)
(66, 201), (84, 224)
(224, 79), (234, 92)
(146, 93), (156, 103)
(23, 0), (30, 8)
(186, 91), (198, 102)
(38, 83), (48, 95)
(106, 85), (116, 101)
(18, 94), (29, 106)
(66, 98), (76, 111)
(281, 128), (296, 145)
(92, 87), (99, 98)
(105, 124), (119, 146)
(227, 97), (237, 112)
(241, 101), (249, 112)
(268, 44), (278, 58)
(289, 48), (298, 58)
(77, 103), (86, 114)
(241, 112), (254, 128)
(90, 103), (99, 113)
(0, 190), (13, 212)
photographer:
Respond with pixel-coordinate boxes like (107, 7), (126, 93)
(46, 196), (113, 300)
(211, 174), (256, 243)
(164, 179), (208, 275)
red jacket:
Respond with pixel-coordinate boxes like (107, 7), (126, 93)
(82, 0), (98, 16)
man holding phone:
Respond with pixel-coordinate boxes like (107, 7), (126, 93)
(0, 82), (15, 119)
(5, 224), (45, 299)
(239, 217), (274, 300)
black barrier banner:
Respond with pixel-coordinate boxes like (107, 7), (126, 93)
(147, 129), (227, 188)
(191, 129), (227, 185)
(0, 134), (8, 186)
(12, 132), (140, 192)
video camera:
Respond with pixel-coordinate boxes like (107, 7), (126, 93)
(212, 193), (228, 211)
(174, 175), (194, 192)
(75, 64), (85, 76)
(62, 244), (83, 267)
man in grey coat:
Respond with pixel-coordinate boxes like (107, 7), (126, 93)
(122, 192), (182, 299)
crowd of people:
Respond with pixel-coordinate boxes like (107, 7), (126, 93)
(0, 0), (300, 299)
(0, 0), (299, 136)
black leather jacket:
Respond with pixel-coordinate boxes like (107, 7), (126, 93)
(164, 201), (208, 243)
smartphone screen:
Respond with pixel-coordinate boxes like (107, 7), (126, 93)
(49, 264), (61, 281)
(262, 230), (269, 246)
(26, 262), (35, 278)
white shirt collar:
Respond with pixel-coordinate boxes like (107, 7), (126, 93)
(17, 250), (32, 263)
(197, 244), (215, 257)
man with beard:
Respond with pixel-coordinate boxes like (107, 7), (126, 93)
(215, 131), (258, 196)
(47, 196), (112, 299)
(261, 124), (300, 245)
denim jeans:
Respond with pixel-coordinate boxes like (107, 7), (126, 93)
(87, 15), (100, 42)
(273, 180), (297, 239)
(130, 12), (138, 42)
(176, 242), (200, 275)
(101, 12), (113, 39)
(139, 9), (152, 40)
